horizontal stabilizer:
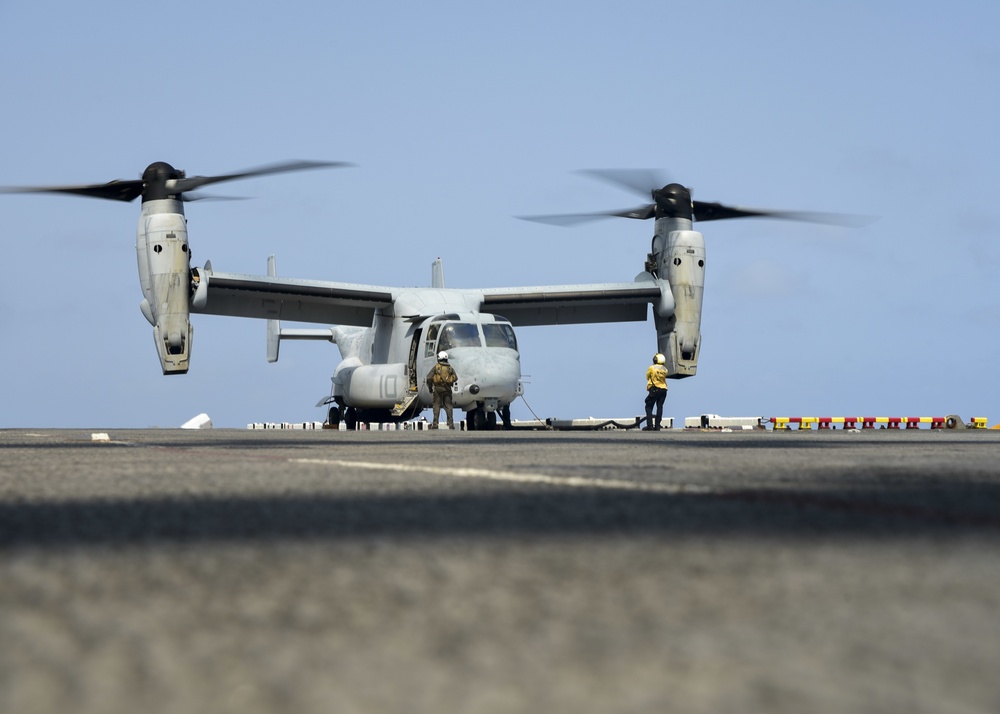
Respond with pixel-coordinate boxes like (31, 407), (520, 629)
(267, 325), (336, 363)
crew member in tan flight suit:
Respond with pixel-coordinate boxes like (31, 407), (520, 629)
(426, 351), (458, 429)
(643, 353), (669, 431)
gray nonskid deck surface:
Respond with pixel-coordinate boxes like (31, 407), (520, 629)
(2, 429), (999, 714)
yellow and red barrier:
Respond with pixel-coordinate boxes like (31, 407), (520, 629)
(770, 416), (989, 430)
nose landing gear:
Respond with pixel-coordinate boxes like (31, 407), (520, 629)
(466, 406), (497, 431)
(465, 402), (513, 431)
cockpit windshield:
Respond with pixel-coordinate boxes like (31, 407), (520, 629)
(437, 323), (481, 351)
(483, 323), (517, 350)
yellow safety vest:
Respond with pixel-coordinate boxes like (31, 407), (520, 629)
(646, 364), (668, 390)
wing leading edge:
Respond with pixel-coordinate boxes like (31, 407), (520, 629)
(192, 269), (394, 326)
(193, 266), (666, 328)
(480, 281), (663, 326)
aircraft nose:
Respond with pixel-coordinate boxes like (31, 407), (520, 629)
(452, 350), (521, 398)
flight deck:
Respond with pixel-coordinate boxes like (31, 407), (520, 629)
(2, 428), (999, 713)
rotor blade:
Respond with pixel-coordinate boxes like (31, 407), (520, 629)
(516, 213), (613, 227)
(693, 201), (874, 226)
(517, 203), (655, 227)
(170, 160), (354, 193)
(576, 169), (671, 198)
(180, 193), (249, 203)
(0, 179), (144, 202)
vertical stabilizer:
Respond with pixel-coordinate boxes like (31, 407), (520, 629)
(266, 255), (280, 362)
(431, 258), (445, 288)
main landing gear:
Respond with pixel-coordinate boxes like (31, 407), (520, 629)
(327, 404), (359, 430)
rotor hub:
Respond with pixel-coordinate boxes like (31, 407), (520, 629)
(141, 161), (183, 183)
(140, 162), (185, 202)
(651, 183), (693, 220)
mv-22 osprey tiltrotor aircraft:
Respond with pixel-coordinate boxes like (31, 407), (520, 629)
(1, 162), (846, 430)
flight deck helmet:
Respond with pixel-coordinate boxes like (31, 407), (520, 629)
(653, 353), (665, 365)
(438, 351), (449, 361)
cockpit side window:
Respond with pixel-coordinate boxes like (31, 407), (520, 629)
(437, 323), (481, 351)
(424, 323), (441, 357)
(483, 323), (517, 350)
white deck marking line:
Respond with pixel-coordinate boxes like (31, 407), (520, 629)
(291, 458), (716, 495)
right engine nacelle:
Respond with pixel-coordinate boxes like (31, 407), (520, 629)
(136, 201), (193, 374)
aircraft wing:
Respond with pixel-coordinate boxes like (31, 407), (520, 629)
(192, 269), (394, 326)
(480, 281), (664, 326)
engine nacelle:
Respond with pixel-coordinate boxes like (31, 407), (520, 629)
(653, 228), (705, 378)
(136, 200), (193, 374)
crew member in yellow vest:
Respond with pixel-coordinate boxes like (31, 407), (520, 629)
(426, 351), (458, 429)
(643, 353), (668, 431)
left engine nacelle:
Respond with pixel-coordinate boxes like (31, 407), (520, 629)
(136, 203), (193, 374)
(653, 227), (705, 378)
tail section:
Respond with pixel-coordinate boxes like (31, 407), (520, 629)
(264, 255), (336, 362)
(432, 257), (445, 288)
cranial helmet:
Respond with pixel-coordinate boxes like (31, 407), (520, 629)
(653, 353), (665, 365)
(438, 351), (449, 361)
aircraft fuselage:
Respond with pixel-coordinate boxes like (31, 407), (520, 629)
(331, 301), (522, 422)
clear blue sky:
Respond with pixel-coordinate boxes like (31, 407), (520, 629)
(1, 1), (997, 428)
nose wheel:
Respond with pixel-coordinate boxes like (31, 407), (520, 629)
(466, 406), (498, 431)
